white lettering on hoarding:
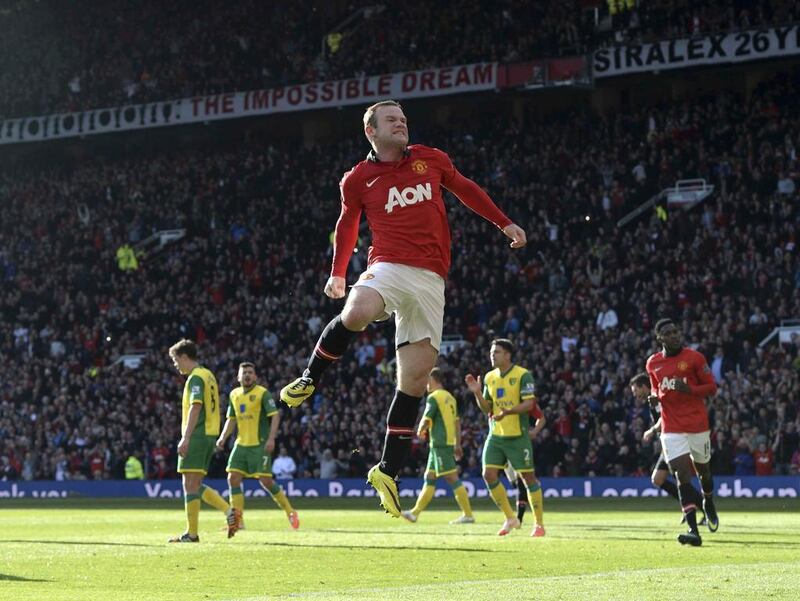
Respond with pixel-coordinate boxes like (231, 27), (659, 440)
(0, 63), (497, 145)
(594, 26), (800, 78)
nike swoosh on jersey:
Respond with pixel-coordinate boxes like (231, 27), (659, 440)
(366, 177), (381, 187)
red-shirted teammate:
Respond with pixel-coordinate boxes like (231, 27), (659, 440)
(646, 318), (720, 546)
(279, 100), (527, 517)
(513, 398), (546, 524)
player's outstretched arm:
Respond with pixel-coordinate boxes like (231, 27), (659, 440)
(441, 164), (526, 247)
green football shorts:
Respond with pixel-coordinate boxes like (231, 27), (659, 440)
(482, 435), (534, 473)
(226, 444), (272, 477)
(177, 434), (216, 474)
(425, 445), (457, 477)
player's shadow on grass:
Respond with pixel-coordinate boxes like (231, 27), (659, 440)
(576, 525), (800, 536)
(0, 573), (51, 582)
(319, 528), (499, 538)
(703, 538), (800, 548)
(555, 533), (800, 548)
(268, 541), (509, 553)
(0, 539), (157, 548)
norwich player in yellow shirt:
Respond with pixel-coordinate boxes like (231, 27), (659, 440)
(465, 338), (545, 537)
(216, 362), (299, 530)
(168, 339), (240, 543)
(401, 368), (474, 524)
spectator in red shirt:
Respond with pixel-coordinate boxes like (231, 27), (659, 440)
(150, 440), (170, 465)
(554, 407), (572, 437)
(753, 441), (776, 476)
(88, 447), (105, 479)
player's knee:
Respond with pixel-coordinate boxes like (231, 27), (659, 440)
(341, 296), (383, 331)
(651, 472), (665, 486)
(340, 306), (370, 331)
(183, 477), (201, 494)
(260, 477), (274, 488)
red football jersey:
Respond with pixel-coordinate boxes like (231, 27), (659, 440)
(331, 144), (512, 279)
(646, 348), (717, 434)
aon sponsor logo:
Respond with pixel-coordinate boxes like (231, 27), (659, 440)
(385, 183), (432, 214)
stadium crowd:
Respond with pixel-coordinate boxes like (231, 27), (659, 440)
(0, 62), (799, 483)
(2, 0), (799, 119)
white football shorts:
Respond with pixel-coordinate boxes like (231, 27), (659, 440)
(353, 262), (445, 351)
(660, 430), (711, 464)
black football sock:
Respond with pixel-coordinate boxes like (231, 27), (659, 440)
(700, 475), (716, 513)
(305, 315), (357, 382)
(659, 479), (680, 501)
(379, 390), (423, 478)
(700, 474), (714, 497)
(678, 483), (699, 533)
(516, 477), (528, 522)
(691, 485), (705, 507)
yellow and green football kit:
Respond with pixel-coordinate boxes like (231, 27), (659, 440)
(177, 366), (221, 475)
(226, 385), (279, 477)
(421, 388), (459, 477)
(224, 384), (296, 522)
(407, 388), (474, 521)
(481, 365), (536, 473)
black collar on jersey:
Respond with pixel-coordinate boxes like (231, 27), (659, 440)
(366, 147), (411, 163)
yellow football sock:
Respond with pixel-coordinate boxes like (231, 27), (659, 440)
(412, 480), (436, 515)
(527, 482), (544, 525)
(185, 493), (200, 536)
(487, 480), (514, 518)
(229, 486), (245, 514)
(200, 484), (230, 513)
(267, 483), (294, 515)
(451, 481), (473, 517)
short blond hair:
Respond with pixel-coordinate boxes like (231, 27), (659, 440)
(363, 100), (402, 129)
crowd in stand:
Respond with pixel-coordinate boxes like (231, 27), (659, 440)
(1, 61), (799, 483)
(2, 0), (800, 119)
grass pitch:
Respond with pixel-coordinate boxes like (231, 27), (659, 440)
(0, 497), (798, 600)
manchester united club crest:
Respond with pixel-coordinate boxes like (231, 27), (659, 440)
(411, 160), (427, 174)
(677, 361), (689, 371)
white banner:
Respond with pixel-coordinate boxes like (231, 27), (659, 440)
(0, 63), (497, 145)
(593, 25), (800, 78)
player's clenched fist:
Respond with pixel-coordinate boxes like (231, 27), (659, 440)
(502, 223), (527, 248)
(324, 276), (346, 299)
